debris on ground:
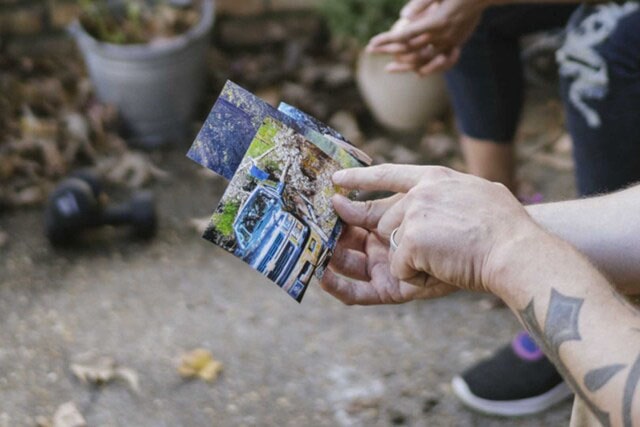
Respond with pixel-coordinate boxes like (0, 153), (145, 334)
(36, 402), (86, 427)
(0, 230), (9, 249)
(97, 152), (169, 189)
(0, 52), (133, 209)
(178, 348), (223, 382)
(70, 356), (140, 393)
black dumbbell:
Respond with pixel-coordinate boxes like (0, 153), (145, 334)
(45, 171), (157, 246)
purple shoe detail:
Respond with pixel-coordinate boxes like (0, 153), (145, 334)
(518, 192), (544, 205)
(511, 331), (544, 361)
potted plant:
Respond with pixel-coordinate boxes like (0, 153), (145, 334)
(320, 0), (449, 132)
(70, 0), (215, 148)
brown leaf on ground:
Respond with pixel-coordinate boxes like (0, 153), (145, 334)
(70, 356), (140, 393)
(98, 152), (169, 188)
(51, 402), (86, 427)
(7, 186), (45, 207)
(0, 230), (8, 249)
(178, 348), (223, 382)
(20, 107), (58, 140)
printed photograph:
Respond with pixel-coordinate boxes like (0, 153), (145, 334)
(187, 81), (366, 180)
(203, 117), (350, 302)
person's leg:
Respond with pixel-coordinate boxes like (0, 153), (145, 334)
(558, 3), (640, 197)
(460, 136), (516, 188)
(453, 3), (640, 419)
(444, 3), (577, 192)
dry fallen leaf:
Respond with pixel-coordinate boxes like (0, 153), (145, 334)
(52, 402), (86, 427)
(99, 152), (169, 188)
(553, 132), (573, 155)
(20, 106), (58, 140)
(532, 152), (574, 171)
(70, 356), (140, 393)
(178, 348), (223, 382)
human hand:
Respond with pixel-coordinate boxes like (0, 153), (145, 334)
(331, 165), (541, 295)
(320, 194), (457, 305)
(366, 0), (487, 76)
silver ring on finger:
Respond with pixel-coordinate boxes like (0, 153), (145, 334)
(390, 227), (401, 252)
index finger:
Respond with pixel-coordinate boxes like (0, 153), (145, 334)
(333, 164), (426, 193)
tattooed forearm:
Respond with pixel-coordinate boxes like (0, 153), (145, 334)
(519, 289), (611, 426)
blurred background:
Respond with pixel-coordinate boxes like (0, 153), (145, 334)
(0, 0), (576, 425)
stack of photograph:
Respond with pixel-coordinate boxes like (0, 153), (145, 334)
(187, 81), (371, 302)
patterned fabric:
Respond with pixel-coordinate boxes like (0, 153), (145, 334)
(557, 2), (640, 128)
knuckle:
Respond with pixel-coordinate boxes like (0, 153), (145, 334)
(362, 200), (378, 225)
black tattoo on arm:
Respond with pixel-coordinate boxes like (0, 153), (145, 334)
(622, 354), (640, 427)
(519, 289), (611, 426)
(584, 365), (626, 392)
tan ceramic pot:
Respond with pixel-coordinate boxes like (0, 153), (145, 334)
(356, 51), (450, 132)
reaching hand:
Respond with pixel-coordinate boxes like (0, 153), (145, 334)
(366, 0), (487, 76)
(330, 165), (540, 296)
(320, 194), (457, 305)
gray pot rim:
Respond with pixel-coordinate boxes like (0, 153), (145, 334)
(68, 0), (215, 60)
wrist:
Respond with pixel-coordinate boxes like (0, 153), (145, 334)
(484, 223), (560, 300)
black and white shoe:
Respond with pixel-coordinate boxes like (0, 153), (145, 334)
(451, 332), (573, 416)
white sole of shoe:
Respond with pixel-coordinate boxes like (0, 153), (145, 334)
(451, 375), (573, 416)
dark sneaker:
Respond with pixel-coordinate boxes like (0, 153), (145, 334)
(451, 331), (573, 416)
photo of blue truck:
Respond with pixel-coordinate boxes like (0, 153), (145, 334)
(232, 164), (330, 302)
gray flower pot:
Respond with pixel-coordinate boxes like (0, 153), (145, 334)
(69, 0), (215, 149)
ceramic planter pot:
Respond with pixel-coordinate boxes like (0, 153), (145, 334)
(69, 0), (215, 148)
(356, 50), (450, 132)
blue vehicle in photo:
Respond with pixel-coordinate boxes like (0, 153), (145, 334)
(232, 163), (330, 301)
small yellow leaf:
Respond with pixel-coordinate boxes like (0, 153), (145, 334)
(178, 348), (223, 382)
